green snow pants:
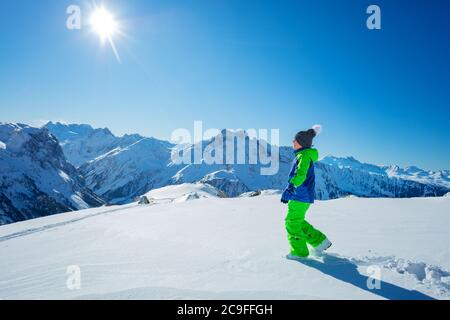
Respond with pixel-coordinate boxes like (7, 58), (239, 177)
(285, 200), (327, 258)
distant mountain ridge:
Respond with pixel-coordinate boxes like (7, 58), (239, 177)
(47, 122), (450, 204)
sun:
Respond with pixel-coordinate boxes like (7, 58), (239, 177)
(89, 6), (122, 63)
(90, 7), (118, 42)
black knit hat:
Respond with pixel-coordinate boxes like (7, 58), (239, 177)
(295, 125), (322, 148)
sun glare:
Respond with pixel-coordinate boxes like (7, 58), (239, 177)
(89, 6), (121, 63)
(90, 7), (118, 41)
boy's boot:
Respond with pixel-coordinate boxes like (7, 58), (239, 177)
(314, 238), (332, 254)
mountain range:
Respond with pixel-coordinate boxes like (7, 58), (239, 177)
(0, 121), (448, 225)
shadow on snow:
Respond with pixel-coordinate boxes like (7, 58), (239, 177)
(293, 253), (435, 300)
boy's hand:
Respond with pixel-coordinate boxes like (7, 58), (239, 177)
(280, 192), (290, 203)
(280, 184), (294, 203)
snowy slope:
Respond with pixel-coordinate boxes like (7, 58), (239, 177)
(0, 193), (449, 300)
(0, 123), (104, 225)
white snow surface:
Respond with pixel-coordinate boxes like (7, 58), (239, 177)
(143, 183), (221, 203)
(0, 193), (449, 300)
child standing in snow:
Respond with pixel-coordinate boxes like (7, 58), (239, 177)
(281, 125), (332, 259)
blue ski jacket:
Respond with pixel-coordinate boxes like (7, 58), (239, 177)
(283, 147), (319, 203)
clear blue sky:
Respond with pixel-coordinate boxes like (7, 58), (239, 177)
(0, 0), (449, 170)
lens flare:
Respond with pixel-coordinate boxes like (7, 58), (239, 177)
(89, 6), (121, 63)
(90, 7), (117, 41)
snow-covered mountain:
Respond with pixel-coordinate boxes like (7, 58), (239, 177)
(75, 129), (292, 203)
(0, 123), (104, 225)
(169, 131), (291, 197)
(45, 122), (145, 167)
(45, 123), (449, 205)
(315, 156), (450, 199)
(1, 192), (449, 299)
(170, 134), (449, 200)
(320, 156), (450, 190)
(45, 122), (178, 204)
(79, 137), (176, 204)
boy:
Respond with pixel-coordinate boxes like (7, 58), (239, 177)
(281, 125), (332, 259)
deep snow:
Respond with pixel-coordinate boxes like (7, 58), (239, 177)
(0, 193), (449, 300)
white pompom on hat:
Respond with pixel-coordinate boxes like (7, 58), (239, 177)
(312, 124), (322, 136)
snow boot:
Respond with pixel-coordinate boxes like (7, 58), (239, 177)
(314, 238), (332, 254)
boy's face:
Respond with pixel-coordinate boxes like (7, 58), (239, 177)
(292, 139), (302, 150)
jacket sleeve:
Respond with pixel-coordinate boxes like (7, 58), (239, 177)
(289, 153), (311, 187)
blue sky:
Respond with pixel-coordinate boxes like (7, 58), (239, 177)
(0, 0), (449, 170)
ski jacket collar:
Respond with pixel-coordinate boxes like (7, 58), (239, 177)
(293, 147), (319, 163)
